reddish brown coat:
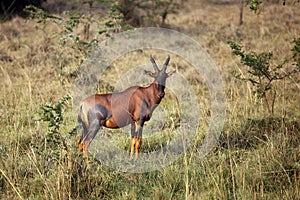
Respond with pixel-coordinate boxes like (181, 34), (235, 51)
(77, 55), (174, 157)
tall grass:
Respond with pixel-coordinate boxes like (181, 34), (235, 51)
(0, 1), (299, 199)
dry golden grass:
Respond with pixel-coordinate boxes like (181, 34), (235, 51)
(0, 0), (299, 199)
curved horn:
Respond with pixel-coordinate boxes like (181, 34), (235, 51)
(162, 55), (170, 72)
(150, 55), (159, 72)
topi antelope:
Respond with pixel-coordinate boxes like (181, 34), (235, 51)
(77, 55), (175, 157)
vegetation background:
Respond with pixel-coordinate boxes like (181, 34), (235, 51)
(0, 0), (299, 199)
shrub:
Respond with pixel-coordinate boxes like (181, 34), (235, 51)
(0, 0), (45, 20)
(229, 40), (299, 116)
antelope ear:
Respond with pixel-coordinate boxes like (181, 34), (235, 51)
(167, 70), (176, 77)
(144, 70), (154, 77)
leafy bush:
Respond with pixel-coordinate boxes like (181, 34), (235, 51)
(25, 3), (131, 58)
(0, 0), (45, 20)
(114, 0), (180, 26)
(39, 94), (72, 135)
(38, 95), (77, 154)
(246, 0), (300, 12)
(292, 35), (300, 69)
(229, 40), (299, 116)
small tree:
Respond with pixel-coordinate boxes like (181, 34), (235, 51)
(292, 35), (300, 70)
(115, 0), (180, 26)
(229, 41), (299, 116)
(0, 0), (45, 20)
(245, 0), (300, 13)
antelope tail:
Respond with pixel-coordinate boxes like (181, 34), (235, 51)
(78, 103), (89, 127)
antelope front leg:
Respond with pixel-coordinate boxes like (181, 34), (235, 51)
(130, 137), (136, 158)
(135, 137), (142, 157)
(130, 122), (138, 158)
(135, 120), (144, 158)
(130, 137), (142, 158)
(130, 122), (143, 158)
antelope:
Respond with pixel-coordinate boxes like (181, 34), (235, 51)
(77, 55), (175, 157)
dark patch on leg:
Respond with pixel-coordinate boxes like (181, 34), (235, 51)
(131, 122), (137, 137)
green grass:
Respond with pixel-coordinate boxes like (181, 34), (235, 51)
(0, 0), (300, 199)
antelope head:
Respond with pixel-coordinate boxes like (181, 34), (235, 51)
(145, 55), (175, 98)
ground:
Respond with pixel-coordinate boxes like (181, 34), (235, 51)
(0, 0), (299, 199)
